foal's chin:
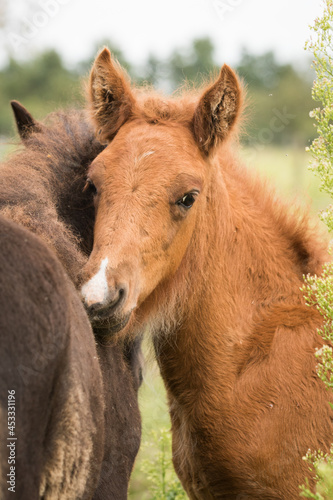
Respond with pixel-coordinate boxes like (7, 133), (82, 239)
(90, 312), (132, 340)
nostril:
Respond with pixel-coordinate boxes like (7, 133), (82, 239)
(84, 283), (129, 319)
(109, 285), (127, 310)
(86, 301), (105, 315)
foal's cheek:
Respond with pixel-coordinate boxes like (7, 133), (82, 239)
(162, 214), (197, 275)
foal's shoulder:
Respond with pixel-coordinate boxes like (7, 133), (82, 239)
(236, 303), (324, 377)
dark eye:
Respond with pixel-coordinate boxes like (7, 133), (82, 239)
(176, 192), (197, 210)
(83, 179), (97, 196)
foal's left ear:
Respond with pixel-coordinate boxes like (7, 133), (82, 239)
(89, 47), (135, 142)
(192, 65), (241, 155)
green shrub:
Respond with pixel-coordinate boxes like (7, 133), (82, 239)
(301, 1), (333, 497)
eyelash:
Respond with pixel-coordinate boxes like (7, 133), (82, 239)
(83, 179), (97, 196)
(176, 191), (199, 210)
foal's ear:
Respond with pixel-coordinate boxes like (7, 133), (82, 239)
(10, 100), (42, 140)
(89, 47), (135, 142)
(192, 65), (241, 155)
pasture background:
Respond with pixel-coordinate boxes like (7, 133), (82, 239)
(0, 4), (329, 496)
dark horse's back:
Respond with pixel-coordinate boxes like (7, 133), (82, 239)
(0, 106), (142, 498)
(0, 215), (104, 499)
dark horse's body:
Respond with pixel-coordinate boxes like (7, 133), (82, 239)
(0, 104), (142, 499)
(0, 215), (104, 499)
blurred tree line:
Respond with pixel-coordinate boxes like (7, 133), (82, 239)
(0, 37), (315, 148)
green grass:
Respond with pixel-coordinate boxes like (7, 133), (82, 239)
(240, 145), (330, 212)
(129, 345), (177, 499)
(0, 139), (19, 160)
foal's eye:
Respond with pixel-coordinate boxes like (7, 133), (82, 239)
(176, 192), (198, 210)
(83, 179), (97, 196)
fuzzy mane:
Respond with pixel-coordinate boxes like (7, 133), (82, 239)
(131, 76), (246, 139)
(224, 149), (329, 277)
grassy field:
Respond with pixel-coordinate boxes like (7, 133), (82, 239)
(128, 345), (176, 499)
(240, 145), (330, 212)
(0, 139), (330, 498)
(0, 140), (19, 159)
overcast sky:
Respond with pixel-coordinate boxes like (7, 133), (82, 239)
(1, 0), (324, 69)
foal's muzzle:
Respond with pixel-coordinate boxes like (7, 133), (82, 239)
(83, 283), (131, 334)
(86, 283), (128, 318)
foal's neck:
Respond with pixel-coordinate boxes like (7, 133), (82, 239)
(153, 150), (313, 406)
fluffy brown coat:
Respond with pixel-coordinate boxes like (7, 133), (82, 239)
(0, 103), (142, 499)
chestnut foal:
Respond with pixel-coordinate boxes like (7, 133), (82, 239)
(80, 48), (333, 499)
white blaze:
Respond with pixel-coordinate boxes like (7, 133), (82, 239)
(81, 257), (109, 306)
(138, 150), (155, 161)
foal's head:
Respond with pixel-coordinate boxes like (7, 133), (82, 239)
(80, 48), (242, 333)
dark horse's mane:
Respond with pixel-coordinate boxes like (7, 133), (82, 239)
(0, 109), (105, 280)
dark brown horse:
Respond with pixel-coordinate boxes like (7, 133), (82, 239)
(0, 214), (104, 499)
(80, 48), (333, 499)
(0, 103), (142, 499)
